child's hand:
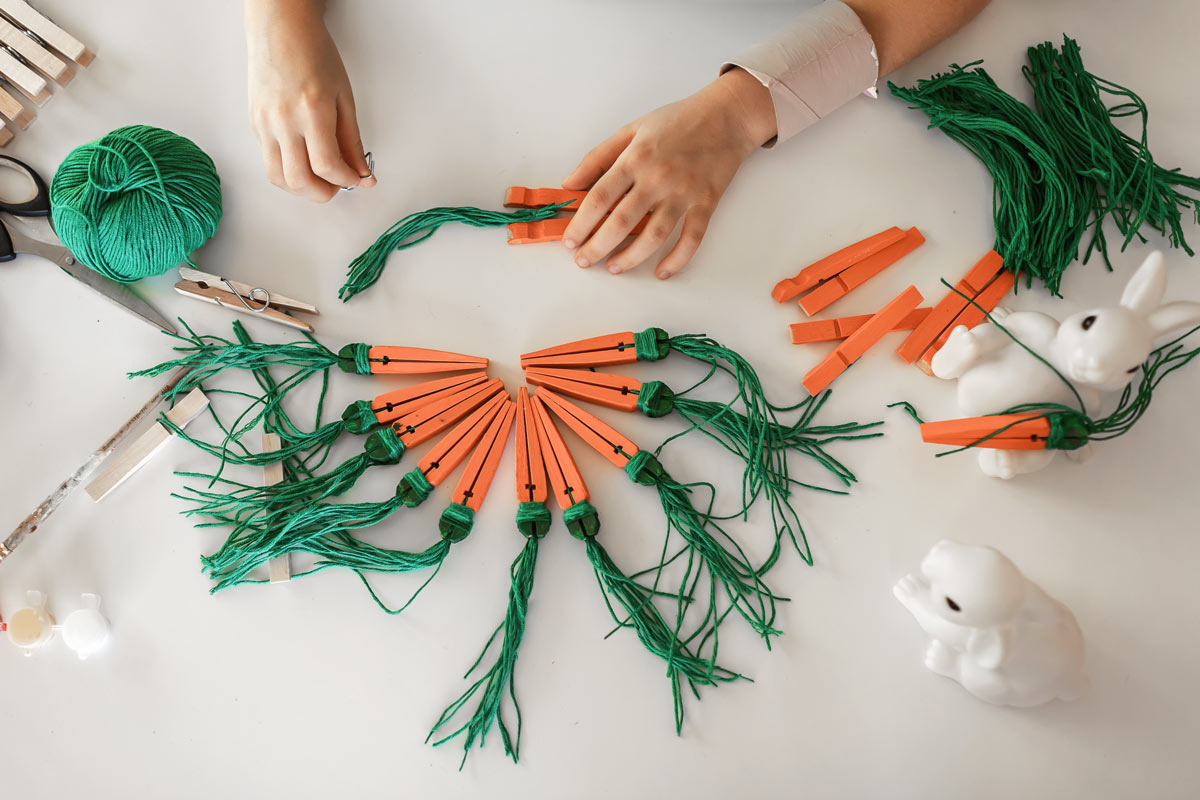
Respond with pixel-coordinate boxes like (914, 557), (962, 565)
(245, 0), (375, 202)
(561, 68), (775, 279)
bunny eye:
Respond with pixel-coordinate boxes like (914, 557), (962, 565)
(1127, 366), (1139, 374)
(945, 596), (961, 612)
(1081, 315), (1096, 330)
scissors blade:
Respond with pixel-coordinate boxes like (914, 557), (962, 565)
(4, 220), (176, 335)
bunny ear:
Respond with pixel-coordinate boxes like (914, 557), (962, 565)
(1147, 302), (1200, 339)
(1120, 251), (1167, 317)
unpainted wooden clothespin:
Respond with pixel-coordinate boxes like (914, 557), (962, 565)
(84, 388), (210, 501)
(174, 267), (320, 333)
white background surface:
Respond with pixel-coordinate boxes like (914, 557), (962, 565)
(2, 1), (1199, 797)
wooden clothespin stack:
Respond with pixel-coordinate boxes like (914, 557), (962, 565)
(0, 0), (95, 146)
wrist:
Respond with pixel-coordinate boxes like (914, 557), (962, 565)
(245, 0), (325, 37)
(713, 67), (778, 153)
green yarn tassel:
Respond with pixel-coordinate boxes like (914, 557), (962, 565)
(623, 452), (781, 645)
(429, 518), (545, 767)
(515, 501), (552, 538)
(889, 36), (1200, 295)
(570, 500), (744, 734)
(1023, 37), (1200, 263)
(338, 202), (576, 301)
(50, 125), (222, 283)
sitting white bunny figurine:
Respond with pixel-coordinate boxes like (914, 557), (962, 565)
(894, 540), (1086, 707)
(930, 250), (1200, 478)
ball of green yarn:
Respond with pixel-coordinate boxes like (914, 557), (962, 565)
(49, 124), (222, 283)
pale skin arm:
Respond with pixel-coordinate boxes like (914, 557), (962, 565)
(562, 0), (993, 279)
(245, 0), (376, 202)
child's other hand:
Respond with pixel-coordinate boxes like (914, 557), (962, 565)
(246, 0), (375, 202)
(561, 68), (775, 279)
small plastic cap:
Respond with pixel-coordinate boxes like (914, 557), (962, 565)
(6, 606), (54, 654)
(62, 594), (110, 660)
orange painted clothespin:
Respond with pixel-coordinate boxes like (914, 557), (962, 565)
(521, 331), (644, 369)
(896, 250), (1012, 369)
(361, 345), (488, 374)
(504, 186), (587, 210)
(802, 285), (924, 396)
(790, 307), (932, 345)
(772, 227), (907, 303)
(515, 388), (549, 506)
(411, 391), (511, 491)
(391, 377), (506, 447)
(919, 414), (1055, 450)
(534, 388), (640, 470)
(529, 391), (592, 511)
(507, 216), (648, 245)
(369, 372), (489, 426)
(448, 398), (516, 512)
(523, 367), (641, 412)
(797, 227), (925, 315)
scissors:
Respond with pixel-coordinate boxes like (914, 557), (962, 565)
(0, 154), (175, 335)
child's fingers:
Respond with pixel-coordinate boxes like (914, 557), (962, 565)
(656, 206), (713, 279)
(562, 127), (634, 191)
(562, 168), (633, 258)
(575, 189), (655, 269)
(336, 93), (376, 187)
(280, 134), (339, 202)
(606, 205), (683, 274)
(305, 104), (365, 189)
(260, 138), (286, 190)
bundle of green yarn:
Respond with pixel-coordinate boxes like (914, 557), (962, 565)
(49, 124), (222, 283)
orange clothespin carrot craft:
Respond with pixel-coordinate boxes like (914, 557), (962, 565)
(802, 286), (924, 395)
(798, 227), (925, 315)
(790, 307), (932, 344)
(772, 226), (907, 303)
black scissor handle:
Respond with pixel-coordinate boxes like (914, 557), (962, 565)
(0, 220), (16, 262)
(0, 155), (50, 217)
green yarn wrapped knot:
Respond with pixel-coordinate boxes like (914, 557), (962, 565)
(364, 427), (406, 464)
(623, 450), (664, 486)
(439, 502), (475, 542)
(515, 501), (551, 539)
(636, 380), (676, 418)
(49, 125), (222, 283)
(563, 500), (600, 540)
(336, 343), (373, 375)
(633, 327), (671, 361)
(341, 400), (380, 434)
(1045, 412), (1091, 450)
(397, 468), (434, 507)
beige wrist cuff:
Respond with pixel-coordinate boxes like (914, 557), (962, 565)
(721, 0), (879, 147)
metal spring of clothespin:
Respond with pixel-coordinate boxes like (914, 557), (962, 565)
(341, 152), (375, 192)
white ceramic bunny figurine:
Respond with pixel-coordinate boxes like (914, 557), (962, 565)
(931, 251), (1200, 478)
(894, 540), (1087, 707)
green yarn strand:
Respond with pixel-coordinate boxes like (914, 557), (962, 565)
(50, 125), (222, 282)
(338, 202), (575, 301)
(429, 535), (539, 767)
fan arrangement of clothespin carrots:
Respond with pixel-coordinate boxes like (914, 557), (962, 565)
(128, 316), (884, 765)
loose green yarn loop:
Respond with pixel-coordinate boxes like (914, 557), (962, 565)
(337, 343), (373, 375)
(515, 502), (551, 539)
(338, 202), (575, 300)
(50, 125), (222, 282)
(439, 503), (475, 542)
(636, 381), (676, 417)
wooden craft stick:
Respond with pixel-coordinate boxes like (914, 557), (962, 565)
(85, 388), (210, 502)
(0, 46), (49, 103)
(0, 82), (31, 127)
(790, 307), (931, 344)
(1, 369), (189, 566)
(0, 15), (69, 84)
(0, 0), (94, 65)
(0, 118), (11, 147)
(802, 286), (923, 396)
(262, 434), (290, 583)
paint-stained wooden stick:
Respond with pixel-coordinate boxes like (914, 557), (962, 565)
(0, 369), (189, 566)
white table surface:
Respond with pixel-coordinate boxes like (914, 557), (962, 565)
(3, 1), (1199, 797)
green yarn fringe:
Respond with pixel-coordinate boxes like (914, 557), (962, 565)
(889, 35), (1200, 295)
(570, 500), (744, 734)
(429, 532), (541, 767)
(338, 202), (576, 301)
